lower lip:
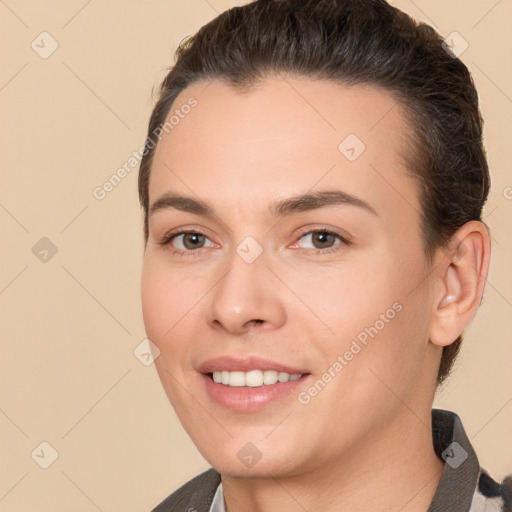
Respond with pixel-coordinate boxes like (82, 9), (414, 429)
(202, 373), (310, 411)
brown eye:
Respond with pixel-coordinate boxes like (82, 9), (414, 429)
(180, 233), (207, 249)
(298, 230), (343, 250)
(161, 231), (216, 252)
(311, 231), (337, 249)
(293, 228), (352, 255)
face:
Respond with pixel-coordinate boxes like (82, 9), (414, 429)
(141, 75), (440, 478)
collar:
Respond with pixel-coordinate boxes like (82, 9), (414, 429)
(209, 482), (226, 512)
(428, 408), (480, 511)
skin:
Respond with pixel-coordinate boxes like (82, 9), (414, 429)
(141, 75), (490, 511)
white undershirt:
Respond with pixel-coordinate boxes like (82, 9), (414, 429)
(209, 483), (226, 512)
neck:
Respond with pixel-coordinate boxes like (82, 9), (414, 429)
(222, 408), (445, 512)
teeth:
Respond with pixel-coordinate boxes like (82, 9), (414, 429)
(263, 370), (278, 385)
(229, 371), (245, 387)
(211, 370), (303, 387)
(245, 370), (263, 387)
(278, 372), (289, 382)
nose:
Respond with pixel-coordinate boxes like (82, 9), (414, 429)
(205, 249), (286, 336)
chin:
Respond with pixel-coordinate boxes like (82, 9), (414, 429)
(207, 453), (299, 479)
(190, 433), (305, 479)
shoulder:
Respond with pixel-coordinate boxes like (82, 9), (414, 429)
(469, 468), (512, 512)
(429, 409), (510, 511)
(151, 468), (221, 512)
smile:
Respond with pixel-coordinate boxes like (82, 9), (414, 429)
(211, 370), (303, 387)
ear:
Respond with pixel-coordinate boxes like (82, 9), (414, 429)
(429, 221), (491, 348)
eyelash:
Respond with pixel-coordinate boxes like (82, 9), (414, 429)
(158, 227), (352, 257)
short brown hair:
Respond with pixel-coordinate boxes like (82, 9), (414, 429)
(138, 0), (490, 387)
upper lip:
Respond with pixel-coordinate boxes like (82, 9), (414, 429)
(197, 356), (308, 375)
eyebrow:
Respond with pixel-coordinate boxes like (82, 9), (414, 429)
(149, 190), (378, 218)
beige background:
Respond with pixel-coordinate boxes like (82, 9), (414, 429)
(0, 1), (511, 510)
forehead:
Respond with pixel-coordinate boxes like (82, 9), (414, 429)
(149, 75), (419, 220)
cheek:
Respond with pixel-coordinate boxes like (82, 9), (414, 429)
(140, 264), (170, 343)
(141, 260), (206, 411)
(333, 279), (432, 403)
(141, 257), (201, 350)
(301, 254), (429, 382)
(141, 256), (224, 389)
(298, 261), (395, 338)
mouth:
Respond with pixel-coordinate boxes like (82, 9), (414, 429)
(209, 369), (304, 387)
(198, 356), (311, 411)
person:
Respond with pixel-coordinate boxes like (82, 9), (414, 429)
(137, 0), (511, 510)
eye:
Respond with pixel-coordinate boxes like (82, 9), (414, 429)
(159, 230), (216, 253)
(294, 229), (351, 253)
